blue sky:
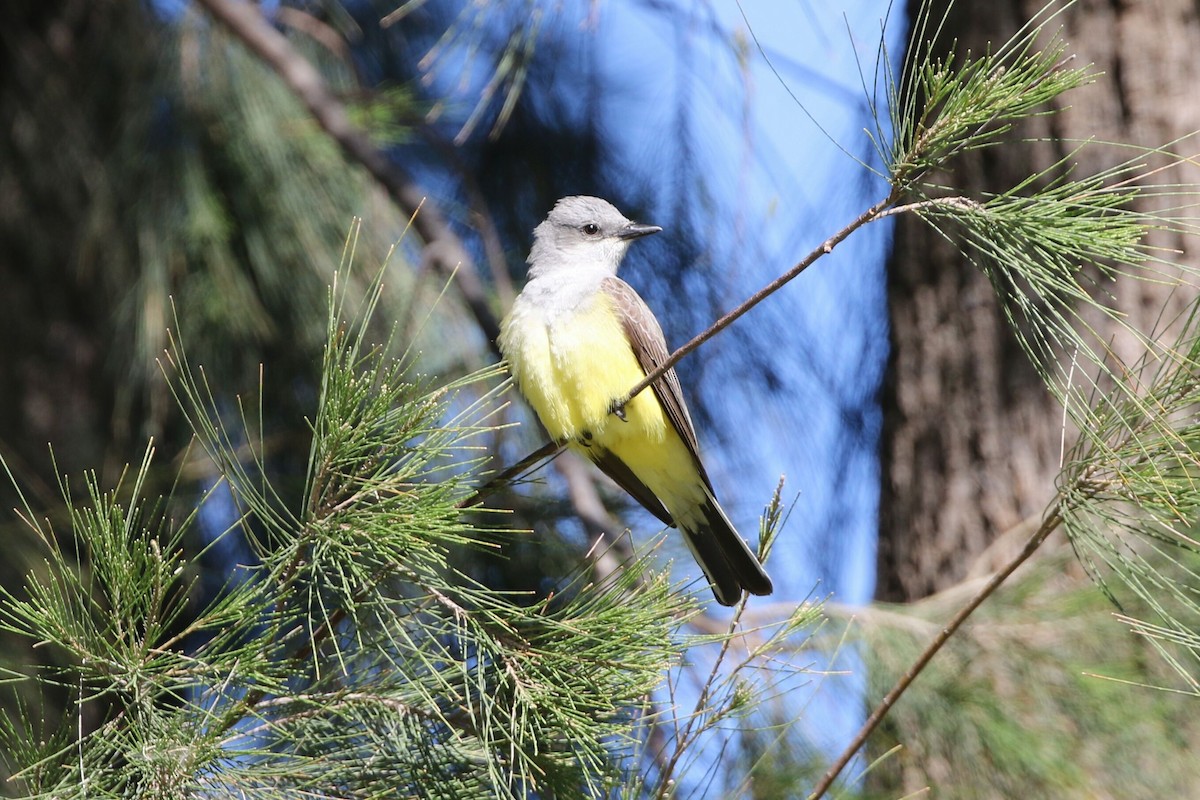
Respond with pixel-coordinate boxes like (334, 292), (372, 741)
(582, 1), (906, 607)
(172, 0), (909, 786)
(379, 0), (906, 609)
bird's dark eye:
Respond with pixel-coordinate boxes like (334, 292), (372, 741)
(581, 223), (600, 236)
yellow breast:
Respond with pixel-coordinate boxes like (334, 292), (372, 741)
(500, 291), (668, 445)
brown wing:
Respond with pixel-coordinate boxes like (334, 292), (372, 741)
(599, 278), (774, 606)
(600, 277), (713, 489)
(590, 448), (674, 526)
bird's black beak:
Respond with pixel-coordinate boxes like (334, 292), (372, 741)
(618, 222), (662, 240)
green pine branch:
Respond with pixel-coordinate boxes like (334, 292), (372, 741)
(813, 0), (1200, 794)
(0, 225), (814, 798)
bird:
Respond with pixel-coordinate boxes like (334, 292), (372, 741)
(498, 195), (772, 606)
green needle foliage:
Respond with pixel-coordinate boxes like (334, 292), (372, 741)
(1058, 292), (1200, 694)
(792, 0), (1200, 793)
(888, 3), (1094, 187)
(876, 0), (1200, 697)
(884, 1), (1186, 403)
(0, 228), (810, 798)
(0, 237), (657, 797)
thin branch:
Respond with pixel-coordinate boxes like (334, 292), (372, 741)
(875, 195), (983, 219)
(193, 0), (501, 345)
(614, 189), (901, 413)
(456, 439), (563, 510)
(806, 503), (1065, 800)
(274, 7), (351, 64)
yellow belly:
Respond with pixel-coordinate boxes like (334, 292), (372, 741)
(500, 292), (707, 521)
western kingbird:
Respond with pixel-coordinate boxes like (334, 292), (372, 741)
(499, 195), (772, 606)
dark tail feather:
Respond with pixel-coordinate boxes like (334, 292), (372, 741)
(681, 493), (773, 606)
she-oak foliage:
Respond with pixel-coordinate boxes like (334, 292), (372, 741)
(0, 229), (723, 797)
(892, 1), (1200, 700)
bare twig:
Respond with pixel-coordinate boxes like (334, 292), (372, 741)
(875, 195), (983, 219)
(274, 7), (351, 64)
(614, 190), (901, 412)
(807, 503), (1064, 800)
(456, 439), (562, 509)
(193, 0), (501, 344)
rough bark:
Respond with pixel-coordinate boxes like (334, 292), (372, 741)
(878, 0), (1200, 602)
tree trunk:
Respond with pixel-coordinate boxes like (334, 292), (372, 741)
(877, 0), (1200, 602)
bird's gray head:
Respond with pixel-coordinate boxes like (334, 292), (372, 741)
(527, 196), (661, 279)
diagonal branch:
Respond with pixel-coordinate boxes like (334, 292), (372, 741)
(194, 0), (500, 344)
(614, 189), (901, 413)
(806, 502), (1064, 799)
(457, 439), (562, 510)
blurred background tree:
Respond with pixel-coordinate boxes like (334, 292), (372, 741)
(880, 0), (1200, 602)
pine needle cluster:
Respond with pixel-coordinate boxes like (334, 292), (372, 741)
(0, 235), (703, 798)
(809, 0), (1200, 793)
(884, 0), (1200, 697)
